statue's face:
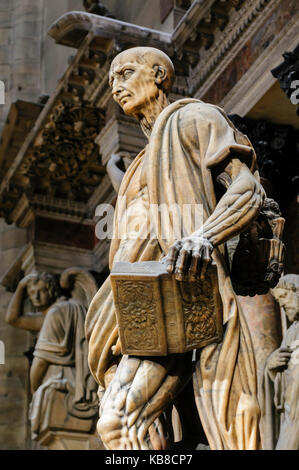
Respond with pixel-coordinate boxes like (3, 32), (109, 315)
(273, 287), (299, 323)
(109, 51), (159, 116)
(27, 280), (53, 310)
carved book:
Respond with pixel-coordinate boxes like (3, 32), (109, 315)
(110, 261), (223, 356)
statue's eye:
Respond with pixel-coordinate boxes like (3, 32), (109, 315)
(123, 69), (134, 79)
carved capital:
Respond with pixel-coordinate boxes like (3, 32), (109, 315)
(271, 44), (299, 116)
(95, 114), (146, 165)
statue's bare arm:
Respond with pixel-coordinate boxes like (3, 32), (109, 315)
(106, 153), (132, 192)
(6, 274), (44, 332)
(166, 158), (265, 280)
(30, 357), (49, 393)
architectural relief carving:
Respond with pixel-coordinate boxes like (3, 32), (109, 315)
(31, 105), (105, 201)
(272, 43), (299, 116)
(6, 268), (100, 449)
(262, 274), (299, 449)
(0, 101), (105, 223)
(190, 0), (283, 96)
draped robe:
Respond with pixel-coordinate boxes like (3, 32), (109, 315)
(30, 299), (97, 438)
(85, 99), (261, 450)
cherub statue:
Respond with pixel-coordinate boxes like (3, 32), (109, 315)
(6, 268), (99, 440)
(262, 274), (299, 449)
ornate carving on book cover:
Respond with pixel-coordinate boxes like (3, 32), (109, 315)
(110, 261), (223, 355)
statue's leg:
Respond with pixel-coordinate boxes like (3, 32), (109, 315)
(97, 352), (193, 450)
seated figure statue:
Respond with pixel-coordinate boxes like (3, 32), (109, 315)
(86, 47), (284, 450)
(6, 268), (99, 441)
(262, 274), (299, 450)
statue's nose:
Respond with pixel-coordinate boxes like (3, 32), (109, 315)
(112, 83), (124, 97)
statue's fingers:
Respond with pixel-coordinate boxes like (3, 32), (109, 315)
(165, 243), (181, 274)
(277, 357), (289, 363)
(189, 250), (200, 281)
(278, 353), (291, 360)
(277, 359), (289, 367)
(175, 248), (191, 281)
(200, 245), (212, 280)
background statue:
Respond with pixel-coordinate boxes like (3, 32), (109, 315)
(262, 274), (299, 449)
(85, 46), (283, 450)
(6, 268), (99, 441)
(6, 271), (60, 333)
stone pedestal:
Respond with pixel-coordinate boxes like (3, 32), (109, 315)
(31, 389), (103, 450)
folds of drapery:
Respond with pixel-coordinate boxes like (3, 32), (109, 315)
(34, 299), (94, 406)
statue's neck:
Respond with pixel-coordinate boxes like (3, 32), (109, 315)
(137, 93), (169, 139)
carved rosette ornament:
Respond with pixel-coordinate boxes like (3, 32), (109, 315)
(30, 105), (105, 201)
(118, 280), (159, 351)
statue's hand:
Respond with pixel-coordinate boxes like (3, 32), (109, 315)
(267, 347), (291, 372)
(107, 153), (122, 169)
(106, 153), (132, 192)
(107, 152), (132, 169)
(165, 236), (213, 281)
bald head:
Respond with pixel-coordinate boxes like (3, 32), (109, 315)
(109, 47), (175, 95)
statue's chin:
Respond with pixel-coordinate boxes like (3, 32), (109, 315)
(121, 100), (140, 118)
(122, 103), (133, 115)
(32, 301), (48, 309)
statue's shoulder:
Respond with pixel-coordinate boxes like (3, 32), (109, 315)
(46, 297), (70, 317)
(174, 99), (226, 124)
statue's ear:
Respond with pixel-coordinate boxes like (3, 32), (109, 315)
(153, 65), (167, 86)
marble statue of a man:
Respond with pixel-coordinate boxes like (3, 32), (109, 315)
(86, 47), (265, 450)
